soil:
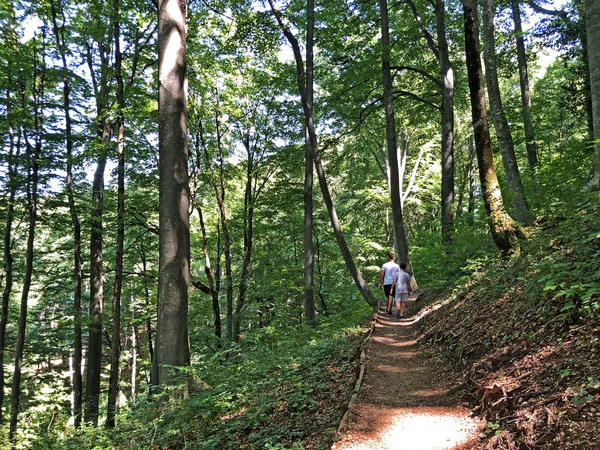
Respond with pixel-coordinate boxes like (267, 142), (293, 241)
(332, 296), (484, 450)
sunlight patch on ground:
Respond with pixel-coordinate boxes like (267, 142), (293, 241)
(335, 407), (482, 450)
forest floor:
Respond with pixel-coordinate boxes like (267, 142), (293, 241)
(331, 295), (484, 450)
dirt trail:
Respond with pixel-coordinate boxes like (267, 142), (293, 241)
(332, 296), (484, 450)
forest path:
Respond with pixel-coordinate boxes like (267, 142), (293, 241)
(332, 296), (484, 450)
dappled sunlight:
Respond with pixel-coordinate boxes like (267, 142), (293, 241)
(334, 405), (482, 450)
(376, 295), (455, 326)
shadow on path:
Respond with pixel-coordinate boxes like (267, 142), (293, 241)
(332, 296), (483, 450)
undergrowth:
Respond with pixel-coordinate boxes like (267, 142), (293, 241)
(27, 304), (373, 450)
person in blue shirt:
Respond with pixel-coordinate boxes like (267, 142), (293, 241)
(392, 262), (412, 319)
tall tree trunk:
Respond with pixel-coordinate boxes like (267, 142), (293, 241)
(233, 156), (254, 341)
(84, 29), (112, 423)
(50, 0), (83, 426)
(215, 106), (234, 340)
(107, 0), (125, 425)
(303, 0), (315, 326)
(140, 243), (156, 385)
(467, 136), (476, 224)
(0, 89), (19, 427)
(512, 0), (538, 170)
(269, 0), (378, 308)
(586, 0), (600, 189)
(202, 110), (233, 340)
(85, 124), (109, 425)
(463, 0), (521, 255)
(436, 0), (455, 245)
(190, 129), (221, 338)
(406, 0), (454, 248)
(379, 0), (411, 267)
(156, 0), (191, 385)
(10, 35), (43, 438)
(130, 324), (137, 402)
(483, 0), (532, 225)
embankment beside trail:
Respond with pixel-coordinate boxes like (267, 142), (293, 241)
(415, 214), (600, 449)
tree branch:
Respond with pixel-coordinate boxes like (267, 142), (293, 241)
(390, 65), (441, 87)
(524, 0), (569, 20)
(393, 90), (441, 110)
(405, 0), (439, 59)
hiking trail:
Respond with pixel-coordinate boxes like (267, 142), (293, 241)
(332, 295), (484, 450)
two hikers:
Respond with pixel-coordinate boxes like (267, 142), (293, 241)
(378, 252), (412, 319)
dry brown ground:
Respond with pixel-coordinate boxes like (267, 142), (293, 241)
(332, 297), (484, 450)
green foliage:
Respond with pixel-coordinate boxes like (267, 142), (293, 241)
(50, 303), (372, 450)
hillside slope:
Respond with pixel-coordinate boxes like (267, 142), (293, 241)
(416, 202), (600, 448)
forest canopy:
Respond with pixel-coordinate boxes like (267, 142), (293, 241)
(0, 0), (599, 448)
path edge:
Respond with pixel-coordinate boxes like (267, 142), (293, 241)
(333, 311), (377, 441)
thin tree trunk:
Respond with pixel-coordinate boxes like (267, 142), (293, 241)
(203, 108), (233, 340)
(467, 136), (476, 223)
(85, 118), (109, 425)
(304, 0), (315, 325)
(483, 0), (532, 225)
(131, 324), (137, 402)
(380, 0), (411, 267)
(268, 0), (378, 308)
(406, 0), (455, 247)
(463, 0), (521, 255)
(156, 0), (191, 385)
(107, 0), (125, 425)
(436, 0), (455, 245)
(512, 0), (538, 169)
(140, 243), (156, 385)
(233, 159), (254, 341)
(191, 129), (221, 338)
(50, 0), (83, 426)
(84, 30), (112, 424)
(10, 35), (43, 438)
(0, 90), (19, 428)
(586, 0), (600, 189)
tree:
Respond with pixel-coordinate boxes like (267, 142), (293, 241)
(155, 0), (191, 385)
(512, 0), (539, 170)
(49, 0), (84, 427)
(462, 0), (522, 255)
(10, 30), (44, 440)
(106, 0), (125, 427)
(587, 0), (600, 189)
(268, 0), (379, 308)
(482, 0), (532, 225)
(304, 0), (315, 325)
(380, 0), (412, 265)
(404, 0), (455, 246)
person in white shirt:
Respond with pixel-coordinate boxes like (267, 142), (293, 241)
(378, 252), (400, 315)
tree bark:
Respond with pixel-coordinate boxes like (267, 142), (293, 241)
(233, 154), (254, 341)
(107, 0), (125, 426)
(10, 37), (43, 438)
(436, 0), (455, 245)
(156, 0), (191, 385)
(467, 136), (476, 224)
(380, 0), (411, 267)
(405, 0), (454, 247)
(303, 0), (315, 325)
(269, 0), (378, 308)
(50, 0), (83, 426)
(0, 86), (19, 428)
(482, 0), (532, 225)
(586, 0), (600, 189)
(463, 0), (521, 255)
(191, 128), (221, 338)
(512, 0), (538, 170)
